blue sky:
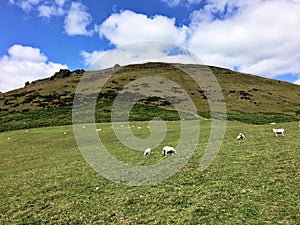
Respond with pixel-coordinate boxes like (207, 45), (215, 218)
(0, 0), (300, 92)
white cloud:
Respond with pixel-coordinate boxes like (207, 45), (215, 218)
(37, 4), (65, 18)
(0, 45), (68, 92)
(189, 0), (249, 22)
(81, 50), (107, 69)
(55, 0), (66, 7)
(64, 2), (93, 36)
(95, 10), (188, 47)
(81, 42), (200, 70)
(161, 0), (181, 7)
(294, 79), (300, 85)
(10, 0), (67, 18)
(8, 44), (47, 63)
(87, 10), (192, 69)
(10, 1), (93, 36)
(188, 0), (300, 82)
(161, 0), (201, 7)
(12, 0), (40, 12)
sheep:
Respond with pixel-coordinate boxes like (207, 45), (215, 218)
(162, 146), (176, 156)
(237, 133), (247, 140)
(273, 128), (285, 137)
(144, 148), (152, 157)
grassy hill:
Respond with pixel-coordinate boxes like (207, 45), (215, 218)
(1, 63), (299, 223)
(1, 62), (299, 131)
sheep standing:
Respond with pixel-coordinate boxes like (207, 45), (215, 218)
(144, 148), (152, 157)
(273, 128), (285, 137)
(162, 146), (176, 156)
(237, 133), (247, 140)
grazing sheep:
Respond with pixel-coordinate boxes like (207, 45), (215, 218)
(162, 146), (176, 156)
(144, 148), (152, 157)
(237, 133), (247, 140)
(273, 128), (285, 137)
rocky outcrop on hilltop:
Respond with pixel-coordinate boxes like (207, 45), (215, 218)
(50, 69), (85, 80)
(23, 69), (85, 87)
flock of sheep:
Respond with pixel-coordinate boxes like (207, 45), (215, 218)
(84, 122), (292, 158)
(144, 146), (176, 157)
(144, 125), (288, 157)
(236, 128), (285, 141)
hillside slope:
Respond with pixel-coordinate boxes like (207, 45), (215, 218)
(1, 62), (299, 131)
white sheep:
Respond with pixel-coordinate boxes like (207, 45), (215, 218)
(144, 148), (152, 157)
(162, 146), (176, 156)
(273, 128), (285, 137)
(237, 133), (247, 140)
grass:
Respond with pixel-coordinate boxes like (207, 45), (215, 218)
(0, 107), (72, 132)
(1, 102), (298, 132)
(1, 121), (299, 224)
(226, 111), (298, 124)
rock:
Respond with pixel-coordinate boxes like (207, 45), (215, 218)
(50, 69), (85, 80)
(24, 81), (30, 87)
(50, 69), (71, 80)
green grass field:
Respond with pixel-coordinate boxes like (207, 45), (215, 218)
(1, 120), (299, 224)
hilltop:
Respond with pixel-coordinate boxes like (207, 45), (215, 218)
(0, 62), (299, 131)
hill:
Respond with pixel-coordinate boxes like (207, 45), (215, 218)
(0, 62), (299, 131)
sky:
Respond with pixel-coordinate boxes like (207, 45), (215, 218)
(0, 0), (300, 92)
